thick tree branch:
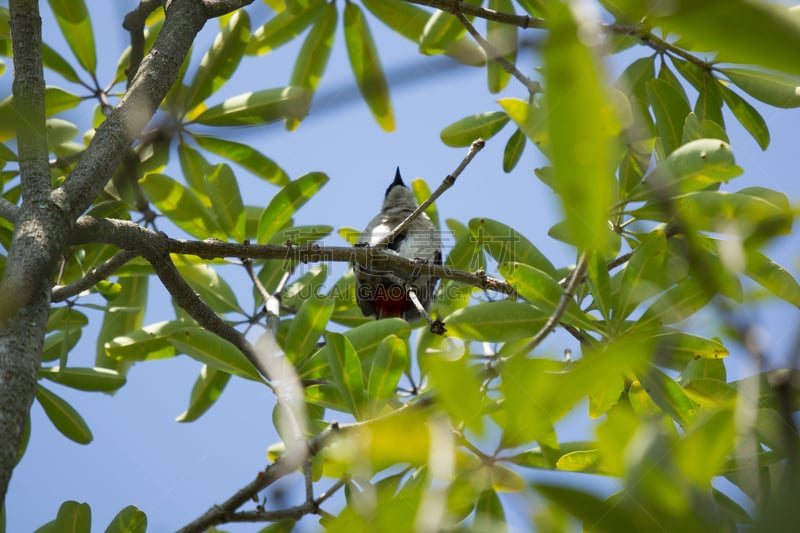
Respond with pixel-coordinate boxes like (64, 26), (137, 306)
(71, 217), (273, 381)
(203, 0), (256, 18)
(52, 0), (209, 221)
(0, 198), (18, 223)
(69, 216), (517, 296)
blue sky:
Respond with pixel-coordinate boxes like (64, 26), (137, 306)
(3, 1), (800, 531)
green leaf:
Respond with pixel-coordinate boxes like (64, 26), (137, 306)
(615, 229), (667, 321)
(675, 408), (735, 485)
(638, 277), (714, 327)
(534, 483), (640, 532)
(41, 42), (82, 83)
(498, 98), (549, 156)
(440, 111), (510, 147)
(651, 330), (729, 368)
(46, 118), (78, 149)
(95, 277), (148, 372)
(176, 365), (231, 423)
(469, 217), (556, 275)
(192, 86), (309, 126)
(366, 335), (408, 415)
(426, 350), (484, 435)
(36, 385), (93, 444)
(257, 171), (328, 243)
(325, 332), (366, 419)
(103, 505), (147, 533)
(35, 501), (91, 533)
(502, 128), (525, 173)
(139, 173), (226, 240)
(286, 1), (337, 129)
(744, 250), (800, 307)
(646, 78), (691, 156)
(499, 262), (596, 331)
(640, 138), (742, 197)
(638, 365), (697, 428)
(476, 489), (506, 528)
(487, 0), (517, 93)
(419, 8), (467, 55)
(45, 86), (82, 117)
(284, 295), (334, 362)
(362, 0), (484, 66)
(205, 163), (246, 241)
(344, 3), (394, 131)
(177, 141), (212, 196)
(168, 327), (262, 381)
(47, 0), (96, 74)
(544, 3), (616, 253)
(247, 0), (325, 55)
(41, 328), (82, 364)
(175, 262), (242, 314)
(192, 134), (290, 186)
(720, 68), (800, 108)
(39, 367), (126, 392)
(718, 83), (770, 150)
(615, 0), (800, 76)
(445, 300), (547, 342)
(184, 10), (250, 111)
(411, 178), (439, 230)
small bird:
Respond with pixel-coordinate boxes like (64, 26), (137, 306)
(355, 168), (441, 321)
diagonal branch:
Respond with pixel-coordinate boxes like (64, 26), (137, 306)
(377, 138), (486, 249)
(522, 251), (590, 353)
(455, 12), (540, 96)
(52, 250), (139, 302)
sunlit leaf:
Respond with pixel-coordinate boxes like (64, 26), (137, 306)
(440, 111), (509, 147)
(445, 300), (547, 342)
(498, 98), (549, 156)
(344, 3), (394, 131)
(104, 505), (147, 533)
(35, 501), (92, 533)
(168, 326), (261, 381)
(638, 365), (697, 428)
(192, 134), (290, 186)
(545, 3), (615, 253)
(192, 86), (309, 126)
(718, 83), (770, 150)
(257, 171), (327, 243)
(36, 385), (93, 444)
(140, 173), (226, 240)
(646, 78), (690, 156)
(184, 10), (250, 111)
(284, 295), (334, 362)
(325, 332), (366, 419)
(427, 351), (484, 434)
(39, 367), (126, 392)
(205, 163), (246, 241)
(47, 0), (96, 74)
(469, 217), (556, 275)
(247, 0), (325, 55)
(720, 68), (800, 108)
(176, 365), (231, 423)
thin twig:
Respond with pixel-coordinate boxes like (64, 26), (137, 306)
(403, 0), (545, 29)
(52, 250), (139, 302)
(455, 12), (540, 96)
(377, 138), (486, 249)
(523, 251), (590, 353)
(0, 197), (18, 223)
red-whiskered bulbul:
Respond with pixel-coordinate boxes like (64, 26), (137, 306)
(355, 168), (441, 321)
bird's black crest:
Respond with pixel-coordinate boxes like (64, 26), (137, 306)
(385, 166), (407, 197)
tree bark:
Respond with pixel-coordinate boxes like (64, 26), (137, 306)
(0, 0), (212, 506)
